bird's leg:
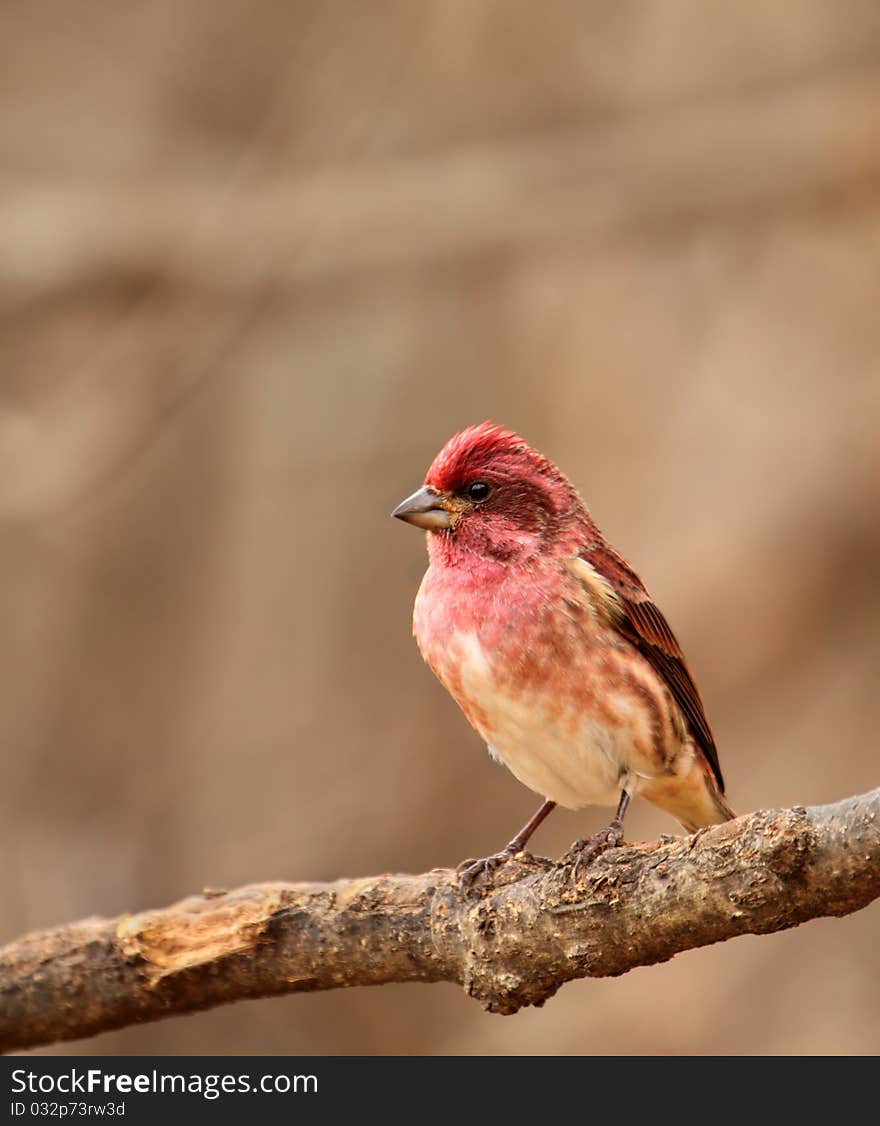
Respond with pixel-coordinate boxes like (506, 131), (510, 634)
(562, 789), (631, 879)
(506, 798), (558, 854)
(458, 800), (557, 896)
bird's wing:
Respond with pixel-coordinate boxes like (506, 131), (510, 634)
(567, 545), (724, 793)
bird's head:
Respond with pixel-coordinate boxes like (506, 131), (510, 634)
(392, 422), (584, 563)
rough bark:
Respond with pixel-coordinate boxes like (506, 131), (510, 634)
(2, 789), (878, 1053)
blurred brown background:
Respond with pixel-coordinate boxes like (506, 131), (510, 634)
(2, 1), (879, 1055)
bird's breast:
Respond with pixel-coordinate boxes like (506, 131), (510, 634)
(413, 564), (682, 809)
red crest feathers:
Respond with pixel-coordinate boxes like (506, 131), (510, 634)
(425, 422), (561, 493)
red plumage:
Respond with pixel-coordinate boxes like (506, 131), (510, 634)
(393, 423), (734, 885)
(426, 422), (561, 492)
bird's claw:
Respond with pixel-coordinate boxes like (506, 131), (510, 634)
(457, 848), (519, 897)
(560, 820), (624, 881)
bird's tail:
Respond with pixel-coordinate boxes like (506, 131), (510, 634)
(678, 783), (736, 833)
(641, 755), (736, 833)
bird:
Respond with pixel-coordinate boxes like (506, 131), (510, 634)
(391, 422), (734, 891)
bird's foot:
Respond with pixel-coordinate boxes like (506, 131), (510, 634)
(560, 819), (625, 881)
(457, 846), (526, 897)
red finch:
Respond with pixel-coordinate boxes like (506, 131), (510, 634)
(392, 422), (734, 890)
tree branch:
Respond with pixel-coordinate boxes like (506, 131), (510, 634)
(2, 789), (878, 1053)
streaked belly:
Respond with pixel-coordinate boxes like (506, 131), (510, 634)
(425, 629), (668, 810)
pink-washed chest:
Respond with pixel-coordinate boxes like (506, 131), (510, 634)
(412, 556), (679, 807)
(413, 557), (630, 723)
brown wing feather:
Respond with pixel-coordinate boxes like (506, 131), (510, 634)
(579, 544), (725, 793)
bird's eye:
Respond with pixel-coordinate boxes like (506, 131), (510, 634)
(466, 481), (491, 501)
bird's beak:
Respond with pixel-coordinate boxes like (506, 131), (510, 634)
(391, 485), (456, 530)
